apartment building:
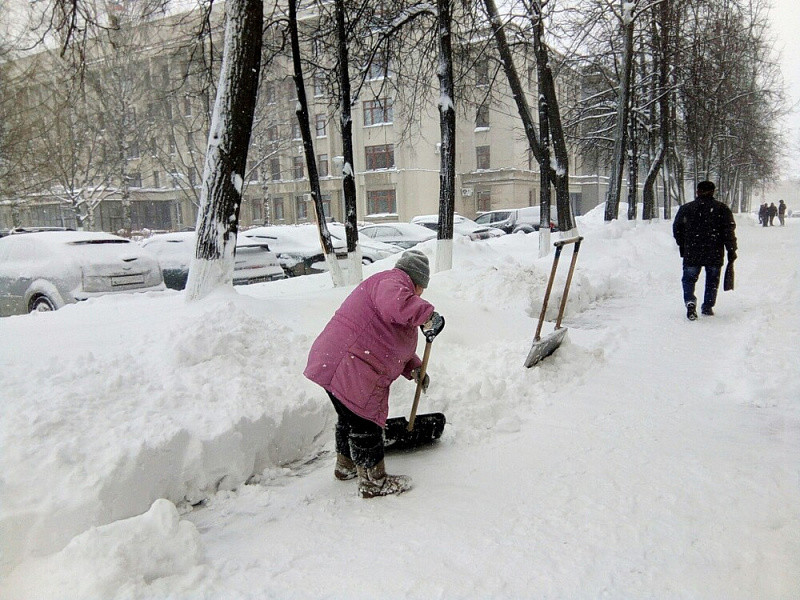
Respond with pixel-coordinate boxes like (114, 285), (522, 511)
(0, 3), (591, 233)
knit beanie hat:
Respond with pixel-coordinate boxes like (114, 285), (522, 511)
(395, 249), (430, 288)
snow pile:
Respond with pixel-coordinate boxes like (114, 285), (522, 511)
(2, 499), (214, 600)
(2, 207), (798, 598)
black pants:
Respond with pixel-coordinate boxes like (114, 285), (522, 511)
(328, 392), (384, 468)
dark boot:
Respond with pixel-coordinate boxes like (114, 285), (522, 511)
(334, 422), (356, 480)
(686, 302), (698, 321)
(701, 305), (714, 316)
(350, 433), (412, 498)
(355, 460), (412, 499)
(335, 453), (357, 480)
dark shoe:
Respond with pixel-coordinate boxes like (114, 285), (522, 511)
(356, 459), (412, 498)
(334, 453), (357, 481)
(701, 306), (714, 316)
(686, 302), (698, 321)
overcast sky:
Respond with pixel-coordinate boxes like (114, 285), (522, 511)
(770, 0), (800, 177)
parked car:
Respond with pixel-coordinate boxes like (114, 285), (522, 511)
(474, 206), (557, 233)
(139, 231), (285, 290)
(410, 214), (505, 241)
(240, 225), (349, 277)
(326, 223), (404, 263)
(358, 222), (437, 249)
(0, 230), (165, 316)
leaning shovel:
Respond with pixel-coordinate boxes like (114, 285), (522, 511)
(383, 314), (446, 451)
(524, 236), (583, 368)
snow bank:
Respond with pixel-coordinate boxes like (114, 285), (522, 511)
(2, 499), (215, 599)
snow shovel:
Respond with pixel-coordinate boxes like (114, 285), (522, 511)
(384, 314), (446, 451)
(524, 236), (583, 368)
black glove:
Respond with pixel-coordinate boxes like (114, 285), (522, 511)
(728, 250), (737, 262)
(421, 311), (445, 343)
(411, 368), (430, 393)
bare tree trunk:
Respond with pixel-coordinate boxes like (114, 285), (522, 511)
(335, 0), (362, 284)
(185, 0), (262, 301)
(627, 111), (638, 220)
(531, 1), (575, 234)
(535, 18), (552, 257)
(435, 0), (456, 272)
(288, 0), (344, 286)
(605, 0), (636, 221)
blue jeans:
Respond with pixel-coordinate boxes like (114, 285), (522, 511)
(682, 265), (721, 309)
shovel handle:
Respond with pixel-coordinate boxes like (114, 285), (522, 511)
(534, 245), (563, 341)
(554, 238), (583, 329)
(407, 340), (432, 431)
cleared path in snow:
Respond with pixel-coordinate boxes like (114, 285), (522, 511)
(187, 217), (799, 599)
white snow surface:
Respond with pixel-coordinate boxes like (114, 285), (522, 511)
(2, 206), (798, 598)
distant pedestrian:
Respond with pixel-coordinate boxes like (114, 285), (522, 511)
(768, 202), (778, 226)
(673, 181), (738, 320)
(759, 203), (768, 227)
(778, 200), (787, 226)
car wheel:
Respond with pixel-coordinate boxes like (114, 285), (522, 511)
(362, 257), (374, 265)
(29, 295), (56, 313)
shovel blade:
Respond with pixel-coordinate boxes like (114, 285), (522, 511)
(524, 327), (568, 368)
(384, 412), (446, 451)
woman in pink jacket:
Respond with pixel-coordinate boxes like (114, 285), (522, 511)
(304, 249), (439, 498)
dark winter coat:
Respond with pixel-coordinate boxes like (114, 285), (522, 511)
(778, 202), (786, 216)
(768, 204), (778, 217)
(673, 195), (737, 267)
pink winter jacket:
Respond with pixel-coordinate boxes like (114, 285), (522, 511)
(304, 268), (434, 427)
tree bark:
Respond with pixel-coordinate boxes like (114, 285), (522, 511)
(605, 0), (635, 222)
(288, 0), (344, 286)
(435, 0), (456, 272)
(185, 0), (262, 301)
(335, 0), (362, 284)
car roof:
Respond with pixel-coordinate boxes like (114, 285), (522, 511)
(2, 230), (130, 246)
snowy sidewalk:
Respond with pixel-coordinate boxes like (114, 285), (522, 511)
(2, 213), (798, 599)
(184, 217), (799, 599)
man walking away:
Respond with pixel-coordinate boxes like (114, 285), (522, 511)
(759, 203), (768, 227)
(778, 200), (787, 226)
(673, 181), (738, 320)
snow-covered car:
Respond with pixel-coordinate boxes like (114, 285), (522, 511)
(240, 225), (350, 277)
(0, 230), (165, 316)
(358, 222), (437, 249)
(139, 231), (285, 290)
(326, 223), (404, 263)
(474, 207), (557, 233)
(410, 214), (506, 241)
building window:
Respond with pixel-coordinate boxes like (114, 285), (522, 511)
(184, 97), (192, 117)
(130, 172), (142, 188)
(367, 56), (391, 80)
(126, 140), (140, 160)
(270, 158), (281, 181)
(153, 171), (160, 188)
(292, 122), (301, 139)
(314, 72), (325, 97)
(318, 154), (329, 177)
(476, 104), (490, 128)
(293, 156), (305, 179)
(321, 194), (332, 218)
(286, 79), (297, 101)
(251, 200), (263, 223)
(267, 124), (279, 141)
(476, 59), (490, 86)
(363, 98), (393, 126)
(163, 99), (173, 121)
(274, 197), (285, 220)
(476, 189), (491, 212)
(367, 189), (396, 215)
(188, 168), (198, 187)
(295, 195), (309, 220)
(315, 113), (327, 137)
(365, 144), (394, 170)
(476, 145), (490, 170)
